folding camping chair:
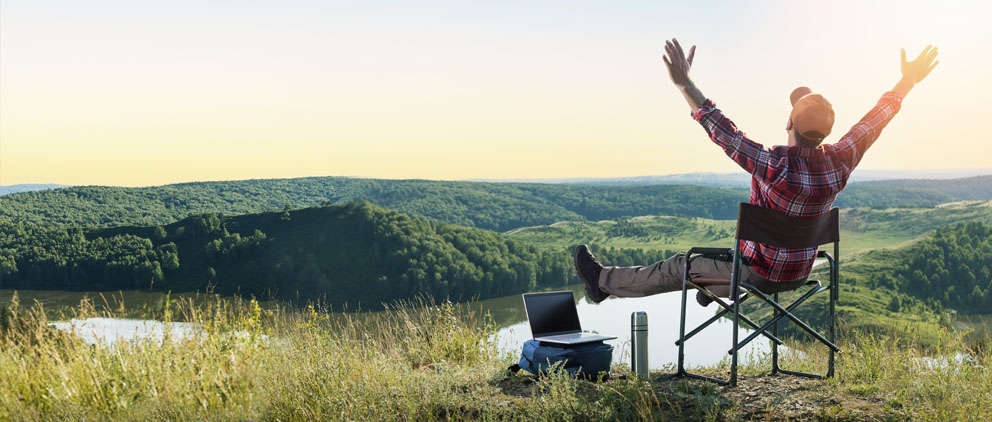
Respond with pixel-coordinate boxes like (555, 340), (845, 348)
(675, 202), (840, 387)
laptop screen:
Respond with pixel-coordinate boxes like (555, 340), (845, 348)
(523, 291), (582, 337)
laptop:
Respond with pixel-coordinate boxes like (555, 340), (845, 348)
(522, 291), (616, 345)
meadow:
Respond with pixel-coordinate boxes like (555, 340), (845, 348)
(1, 293), (989, 421)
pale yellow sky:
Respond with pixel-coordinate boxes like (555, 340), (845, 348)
(1, 1), (990, 187)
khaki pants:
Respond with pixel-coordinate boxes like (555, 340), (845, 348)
(598, 253), (807, 298)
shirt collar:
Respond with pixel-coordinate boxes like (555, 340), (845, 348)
(795, 145), (822, 158)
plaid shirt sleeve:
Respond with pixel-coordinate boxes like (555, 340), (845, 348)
(692, 100), (786, 183)
(828, 91), (904, 174)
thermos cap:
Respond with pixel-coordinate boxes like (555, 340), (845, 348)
(631, 311), (648, 328)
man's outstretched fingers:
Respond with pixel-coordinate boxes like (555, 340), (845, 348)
(673, 38), (686, 62)
(666, 43), (681, 70)
(687, 45), (696, 66)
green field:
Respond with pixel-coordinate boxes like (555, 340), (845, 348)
(509, 200), (992, 259)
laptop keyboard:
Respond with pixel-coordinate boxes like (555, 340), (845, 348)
(540, 333), (584, 341)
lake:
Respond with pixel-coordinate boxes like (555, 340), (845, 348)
(8, 287), (986, 370)
(473, 283), (779, 370)
(1, 286), (789, 370)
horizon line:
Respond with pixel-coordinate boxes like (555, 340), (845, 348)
(3, 167), (992, 190)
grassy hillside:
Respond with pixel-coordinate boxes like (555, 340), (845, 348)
(509, 200), (992, 257)
(2, 295), (988, 420)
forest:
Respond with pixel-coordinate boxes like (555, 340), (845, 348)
(0, 201), (674, 308)
(4, 199), (990, 316)
(878, 221), (992, 313)
(2, 175), (988, 233)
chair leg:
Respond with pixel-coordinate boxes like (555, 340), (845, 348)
(730, 255), (742, 387)
(674, 253), (732, 386)
(772, 292), (779, 375)
(763, 261), (840, 381)
(677, 264), (689, 376)
(828, 266), (837, 378)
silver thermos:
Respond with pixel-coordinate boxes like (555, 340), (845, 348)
(631, 311), (649, 376)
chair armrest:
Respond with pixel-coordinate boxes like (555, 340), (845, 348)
(687, 247), (735, 262)
(688, 247), (734, 256)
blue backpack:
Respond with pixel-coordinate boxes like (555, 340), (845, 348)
(513, 339), (613, 381)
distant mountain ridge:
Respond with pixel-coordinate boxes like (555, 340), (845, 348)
(854, 176), (992, 201)
(0, 184), (70, 196)
(469, 168), (992, 188)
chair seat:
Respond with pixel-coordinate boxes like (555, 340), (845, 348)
(691, 277), (730, 285)
(694, 277), (819, 290)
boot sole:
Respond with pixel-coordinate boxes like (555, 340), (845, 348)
(574, 245), (606, 303)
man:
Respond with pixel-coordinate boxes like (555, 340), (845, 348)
(574, 39), (939, 304)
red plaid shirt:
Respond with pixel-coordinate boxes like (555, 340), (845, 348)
(692, 92), (904, 282)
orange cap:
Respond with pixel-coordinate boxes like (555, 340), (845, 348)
(789, 86), (834, 141)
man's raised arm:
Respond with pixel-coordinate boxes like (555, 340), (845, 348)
(663, 39), (706, 111)
(832, 45), (940, 172)
(894, 45), (940, 98)
(663, 38), (784, 181)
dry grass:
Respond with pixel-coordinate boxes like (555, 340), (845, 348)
(1, 292), (989, 421)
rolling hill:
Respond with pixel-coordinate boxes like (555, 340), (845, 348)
(0, 178), (747, 231)
(508, 200), (992, 259)
(2, 175), (989, 233)
(0, 202), (574, 307)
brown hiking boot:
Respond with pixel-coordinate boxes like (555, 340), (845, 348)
(574, 244), (608, 303)
(696, 290), (714, 307)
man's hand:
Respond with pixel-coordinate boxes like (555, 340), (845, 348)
(663, 39), (695, 87)
(901, 45), (939, 84)
(894, 45), (939, 97)
(663, 38), (706, 111)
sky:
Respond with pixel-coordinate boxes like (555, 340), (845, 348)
(2, 1), (990, 187)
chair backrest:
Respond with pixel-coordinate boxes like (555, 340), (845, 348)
(735, 203), (839, 249)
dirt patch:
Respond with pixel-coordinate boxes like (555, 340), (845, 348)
(494, 372), (538, 397)
(493, 369), (901, 421)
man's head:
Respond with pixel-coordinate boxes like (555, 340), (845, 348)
(787, 86), (835, 148)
